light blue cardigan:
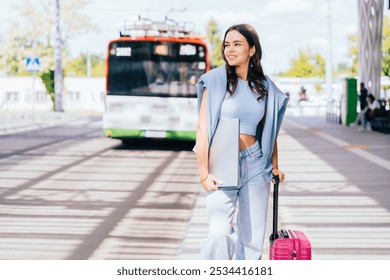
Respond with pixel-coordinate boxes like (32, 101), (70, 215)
(195, 65), (289, 183)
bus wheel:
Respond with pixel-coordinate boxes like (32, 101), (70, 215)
(121, 139), (133, 145)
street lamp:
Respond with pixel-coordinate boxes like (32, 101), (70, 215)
(326, 0), (333, 116)
(54, 0), (63, 112)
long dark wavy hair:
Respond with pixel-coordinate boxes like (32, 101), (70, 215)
(221, 24), (268, 100)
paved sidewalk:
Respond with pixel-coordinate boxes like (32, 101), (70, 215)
(178, 115), (390, 260)
(0, 112), (101, 135)
(2, 111), (389, 260)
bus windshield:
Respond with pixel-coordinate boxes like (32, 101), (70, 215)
(107, 41), (207, 98)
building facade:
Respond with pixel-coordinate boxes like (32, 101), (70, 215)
(0, 76), (105, 113)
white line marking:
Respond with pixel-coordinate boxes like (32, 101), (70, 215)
(286, 119), (390, 172)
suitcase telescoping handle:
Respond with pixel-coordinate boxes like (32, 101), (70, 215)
(270, 175), (280, 242)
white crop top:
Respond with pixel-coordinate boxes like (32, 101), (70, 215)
(220, 79), (265, 136)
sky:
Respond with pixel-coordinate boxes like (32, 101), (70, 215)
(1, 0), (390, 75)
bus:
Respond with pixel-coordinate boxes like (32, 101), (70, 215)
(103, 17), (210, 142)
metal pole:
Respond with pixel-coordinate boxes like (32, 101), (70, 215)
(326, 0), (333, 116)
(54, 0), (63, 112)
(32, 72), (36, 122)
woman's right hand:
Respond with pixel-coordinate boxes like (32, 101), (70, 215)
(200, 174), (223, 191)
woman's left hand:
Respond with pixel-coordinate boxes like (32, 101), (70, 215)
(271, 168), (286, 183)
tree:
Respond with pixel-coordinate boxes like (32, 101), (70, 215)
(337, 33), (358, 78)
(347, 33), (359, 77)
(382, 16), (390, 78)
(0, 21), (50, 76)
(40, 70), (55, 107)
(66, 53), (105, 77)
(206, 19), (223, 67)
(90, 56), (105, 77)
(280, 48), (325, 78)
(342, 16), (389, 78)
(0, 0), (97, 109)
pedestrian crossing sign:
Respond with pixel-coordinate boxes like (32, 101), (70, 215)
(26, 56), (40, 72)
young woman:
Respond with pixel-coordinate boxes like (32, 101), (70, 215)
(195, 24), (289, 260)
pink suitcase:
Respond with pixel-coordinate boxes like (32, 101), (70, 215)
(269, 176), (312, 260)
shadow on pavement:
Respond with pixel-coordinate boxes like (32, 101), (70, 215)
(115, 138), (195, 152)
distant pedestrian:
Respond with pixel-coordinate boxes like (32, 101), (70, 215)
(351, 82), (368, 127)
(298, 86), (308, 102)
(358, 82), (368, 111)
(195, 23), (289, 260)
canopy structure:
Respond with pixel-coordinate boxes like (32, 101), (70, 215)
(357, 0), (384, 97)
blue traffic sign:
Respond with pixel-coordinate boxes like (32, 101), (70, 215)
(26, 56), (40, 72)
